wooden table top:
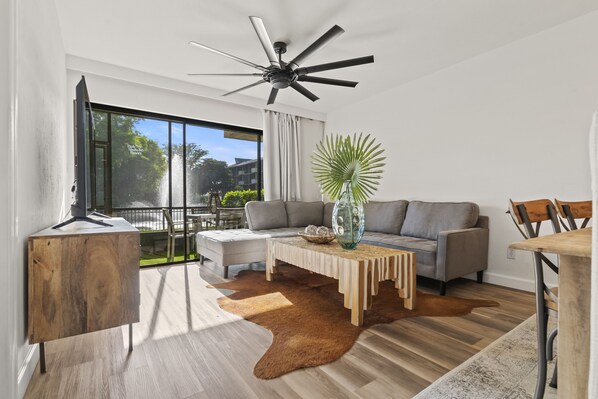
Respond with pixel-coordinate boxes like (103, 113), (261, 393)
(272, 236), (414, 261)
(187, 213), (216, 219)
(30, 217), (137, 238)
(509, 227), (591, 258)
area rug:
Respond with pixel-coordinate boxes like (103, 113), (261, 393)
(414, 315), (557, 399)
(213, 265), (499, 379)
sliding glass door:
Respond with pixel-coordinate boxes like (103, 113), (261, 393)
(89, 104), (262, 266)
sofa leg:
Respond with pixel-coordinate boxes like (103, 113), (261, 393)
(200, 255), (205, 265)
(223, 266), (229, 279)
(439, 281), (447, 296)
(477, 270), (484, 284)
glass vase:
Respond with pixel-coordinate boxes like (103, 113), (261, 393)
(332, 180), (365, 249)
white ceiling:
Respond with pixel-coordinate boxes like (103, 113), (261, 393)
(55, 0), (598, 113)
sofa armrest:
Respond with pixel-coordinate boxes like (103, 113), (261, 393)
(436, 227), (489, 282)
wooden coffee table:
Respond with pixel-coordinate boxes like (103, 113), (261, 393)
(266, 237), (416, 326)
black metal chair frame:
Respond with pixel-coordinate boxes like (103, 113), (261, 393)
(162, 208), (192, 262)
(557, 203), (591, 231)
(508, 201), (560, 399)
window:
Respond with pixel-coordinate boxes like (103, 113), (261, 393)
(89, 104), (262, 266)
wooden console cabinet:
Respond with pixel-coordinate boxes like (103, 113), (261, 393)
(27, 217), (140, 372)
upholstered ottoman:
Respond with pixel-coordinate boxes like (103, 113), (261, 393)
(195, 229), (270, 278)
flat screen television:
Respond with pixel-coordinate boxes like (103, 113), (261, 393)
(53, 76), (111, 229)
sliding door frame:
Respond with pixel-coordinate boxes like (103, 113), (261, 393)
(90, 103), (263, 266)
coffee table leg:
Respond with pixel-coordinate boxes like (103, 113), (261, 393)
(403, 255), (416, 310)
(266, 258), (274, 281)
(351, 262), (365, 326)
(266, 240), (277, 281)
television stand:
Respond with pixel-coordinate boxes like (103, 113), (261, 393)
(28, 217), (140, 373)
(52, 215), (112, 229)
(89, 211), (112, 218)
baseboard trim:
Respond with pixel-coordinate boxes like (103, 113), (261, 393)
(17, 345), (38, 399)
(480, 272), (535, 292)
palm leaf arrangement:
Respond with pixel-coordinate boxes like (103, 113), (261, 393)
(311, 133), (386, 203)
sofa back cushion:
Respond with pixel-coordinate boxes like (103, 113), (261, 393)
(285, 201), (324, 227)
(245, 200), (288, 230)
(323, 203), (334, 228)
(364, 200), (409, 234)
(400, 201), (480, 240)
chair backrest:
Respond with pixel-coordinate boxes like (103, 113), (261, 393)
(508, 199), (561, 310)
(162, 208), (175, 234)
(215, 207), (246, 229)
(554, 199), (592, 230)
(207, 191), (223, 213)
(507, 199), (561, 239)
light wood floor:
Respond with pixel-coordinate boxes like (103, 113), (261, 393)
(25, 261), (535, 399)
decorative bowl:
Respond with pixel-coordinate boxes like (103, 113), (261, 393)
(297, 232), (336, 244)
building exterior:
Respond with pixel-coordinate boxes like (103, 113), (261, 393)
(228, 158), (263, 190)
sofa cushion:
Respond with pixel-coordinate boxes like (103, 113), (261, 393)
(196, 229), (270, 255)
(252, 227), (305, 238)
(245, 200), (288, 230)
(323, 203), (334, 228)
(361, 232), (437, 266)
(285, 201), (324, 227)
(364, 200), (409, 234)
(400, 201), (479, 240)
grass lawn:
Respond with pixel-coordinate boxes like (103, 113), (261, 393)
(140, 252), (198, 266)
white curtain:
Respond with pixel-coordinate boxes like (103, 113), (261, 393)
(263, 110), (301, 201)
(589, 110), (598, 396)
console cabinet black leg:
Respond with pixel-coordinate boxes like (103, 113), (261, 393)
(129, 323), (133, 352)
(39, 342), (46, 373)
(439, 281), (447, 296)
(477, 271), (484, 284)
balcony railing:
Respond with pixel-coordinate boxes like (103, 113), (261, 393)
(111, 206), (208, 231)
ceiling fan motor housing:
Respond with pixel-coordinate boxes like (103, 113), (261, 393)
(264, 68), (296, 89)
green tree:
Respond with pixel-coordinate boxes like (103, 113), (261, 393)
(196, 158), (235, 195)
(170, 143), (209, 170)
(170, 143), (210, 204)
(103, 114), (167, 207)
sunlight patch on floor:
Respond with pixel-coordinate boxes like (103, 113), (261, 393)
(229, 292), (294, 317)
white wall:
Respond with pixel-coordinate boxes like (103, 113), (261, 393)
(65, 67), (326, 203)
(66, 70), (264, 131)
(66, 56), (327, 127)
(326, 11), (598, 291)
(13, 0), (68, 396)
(0, 0), (17, 396)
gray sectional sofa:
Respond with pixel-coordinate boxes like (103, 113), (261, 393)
(196, 200), (489, 295)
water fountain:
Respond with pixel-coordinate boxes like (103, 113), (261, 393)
(159, 153), (186, 207)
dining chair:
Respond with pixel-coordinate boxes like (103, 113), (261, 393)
(162, 208), (191, 262)
(214, 207), (246, 229)
(507, 199), (560, 398)
(553, 199), (592, 231)
(207, 191), (223, 213)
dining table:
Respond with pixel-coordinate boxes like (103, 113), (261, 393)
(186, 212), (217, 232)
(509, 227), (591, 399)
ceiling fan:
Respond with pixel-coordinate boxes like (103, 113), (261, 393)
(188, 16), (374, 105)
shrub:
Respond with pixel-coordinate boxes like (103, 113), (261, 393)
(222, 189), (264, 207)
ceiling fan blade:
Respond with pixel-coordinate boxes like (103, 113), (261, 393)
(222, 80), (266, 97)
(267, 88), (279, 105)
(187, 73), (263, 76)
(290, 82), (319, 102)
(249, 16), (280, 68)
(297, 76), (358, 88)
(189, 41), (266, 71)
(295, 55), (374, 76)
(288, 25), (345, 70)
